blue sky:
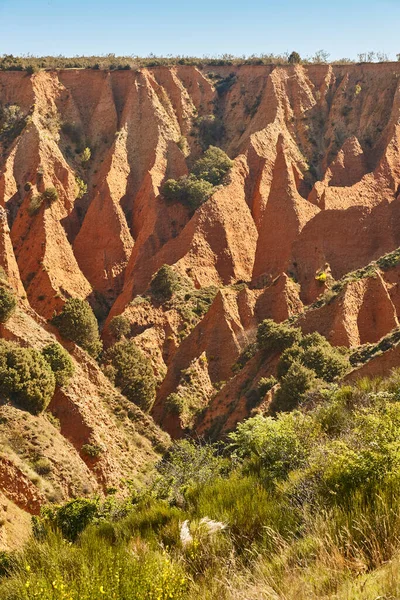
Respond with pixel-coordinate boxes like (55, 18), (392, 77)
(0, 0), (399, 60)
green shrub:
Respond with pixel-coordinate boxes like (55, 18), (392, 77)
(0, 285), (16, 322)
(272, 362), (317, 413)
(51, 298), (102, 358)
(80, 146), (91, 165)
(81, 443), (103, 459)
(150, 265), (180, 301)
(289, 51), (301, 64)
(42, 187), (58, 203)
(162, 174), (214, 210)
(153, 440), (227, 503)
(277, 333), (349, 382)
(102, 340), (156, 412)
(257, 319), (302, 354)
(191, 145), (233, 185)
(195, 114), (225, 149)
(75, 176), (87, 199)
(229, 412), (320, 481)
(42, 343), (74, 387)
(257, 376), (278, 397)
(41, 498), (99, 541)
(28, 194), (44, 216)
(109, 314), (131, 340)
(0, 340), (56, 414)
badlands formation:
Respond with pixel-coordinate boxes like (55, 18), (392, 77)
(1, 62), (400, 545)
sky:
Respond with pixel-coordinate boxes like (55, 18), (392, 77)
(0, 0), (399, 61)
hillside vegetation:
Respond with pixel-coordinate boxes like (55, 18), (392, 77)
(2, 372), (400, 598)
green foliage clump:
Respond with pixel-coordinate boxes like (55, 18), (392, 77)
(42, 187), (58, 203)
(272, 362), (317, 413)
(256, 318), (301, 354)
(195, 114), (225, 149)
(109, 314), (131, 340)
(0, 104), (26, 143)
(289, 51), (302, 64)
(0, 285), (16, 322)
(150, 265), (181, 301)
(277, 332), (349, 382)
(229, 412), (320, 481)
(75, 176), (87, 199)
(153, 439), (228, 504)
(41, 498), (99, 541)
(162, 146), (233, 211)
(81, 443), (103, 459)
(215, 73), (237, 95)
(28, 194), (44, 216)
(0, 340), (55, 414)
(191, 145), (234, 185)
(257, 376), (277, 397)
(102, 340), (156, 412)
(42, 342), (74, 387)
(80, 146), (91, 165)
(162, 174), (214, 211)
(51, 298), (102, 358)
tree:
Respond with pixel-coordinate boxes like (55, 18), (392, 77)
(162, 175), (214, 211)
(191, 146), (233, 185)
(272, 362), (316, 413)
(51, 298), (102, 358)
(42, 342), (74, 387)
(288, 51), (301, 64)
(102, 340), (156, 412)
(109, 315), (131, 341)
(0, 340), (56, 414)
(256, 319), (301, 354)
(150, 265), (180, 301)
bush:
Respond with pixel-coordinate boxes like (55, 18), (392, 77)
(0, 340), (56, 414)
(109, 315), (131, 340)
(42, 187), (58, 203)
(102, 340), (156, 412)
(257, 376), (278, 397)
(256, 319), (301, 354)
(24, 182), (32, 192)
(191, 146), (233, 185)
(229, 412), (320, 481)
(42, 343), (74, 387)
(51, 298), (102, 358)
(28, 194), (44, 216)
(75, 176), (87, 199)
(289, 51), (301, 64)
(0, 285), (16, 322)
(150, 265), (180, 301)
(195, 114), (225, 149)
(42, 498), (99, 541)
(277, 333), (349, 382)
(153, 440), (227, 503)
(272, 362), (317, 413)
(80, 146), (91, 165)
(162, 174), (214, 210)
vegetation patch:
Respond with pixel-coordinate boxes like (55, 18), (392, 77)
(42, 342), (74, 387)
(102, 339), (156, 412)
(162, 146), (233, 211)
(51, 298), (102, 358)
(0, 339), (55, 414)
